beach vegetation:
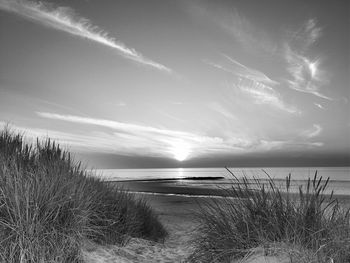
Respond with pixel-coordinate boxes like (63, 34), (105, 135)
(0, 128), (167, 262)
(189, 168), (350, 263)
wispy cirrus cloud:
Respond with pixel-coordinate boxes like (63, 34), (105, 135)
(35, 112), (312, 159)
(36, 112), (188, 138)
(218, 11), (278, 56)
(187, 2), (277, 55)
(314, 103), (325, 110)
(284, 19), (330, 100)
(287, 19), (322, 50)
(36, 112), (254, 159)
(204, 54), (278, 86)
(235, 78), (300, 114)
(0, 0), (171, 73)
(259, 139), (323, 151)
(1, 116), (324, 161)
(190, 1), (332, 101)
(300, 124), (322, 138)
(208, 102), (237, 120)
(205, 55), (299, 114)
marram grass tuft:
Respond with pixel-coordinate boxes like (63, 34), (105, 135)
(0, 128), (167, 262)
(189, 167), (350, 263)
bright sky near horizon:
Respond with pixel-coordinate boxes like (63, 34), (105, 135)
(0, 0), (349, 168)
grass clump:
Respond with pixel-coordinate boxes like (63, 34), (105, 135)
(0, 128), (167, 262)
(190, 168), (350, 263)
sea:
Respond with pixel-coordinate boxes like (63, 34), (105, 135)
(94, 167), (350, 196)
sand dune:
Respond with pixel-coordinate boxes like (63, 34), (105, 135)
(82, 228), (293, 263)
(82, 194), (296, 263)
(83, 213), (198, 263)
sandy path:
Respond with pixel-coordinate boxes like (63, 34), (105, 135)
(82, 214), (198, 263)
(83, 195), (199, 263)
(82, 194), (293, 263)
(82, 215), (291, 263)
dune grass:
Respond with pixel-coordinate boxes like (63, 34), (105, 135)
(0, 128), (167, 262)
(189, 168), (350, 263)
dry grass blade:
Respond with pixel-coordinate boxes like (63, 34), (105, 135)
(189, 168), (350, 263)
(0, 127), (167, 262)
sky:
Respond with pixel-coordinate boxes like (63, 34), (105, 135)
(0, 0), (349, 168)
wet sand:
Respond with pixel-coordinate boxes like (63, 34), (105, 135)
(112, 179), (350, 208)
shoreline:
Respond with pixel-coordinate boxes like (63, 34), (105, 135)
(111, 180), (350, 209)
(87, 176), (350, 262)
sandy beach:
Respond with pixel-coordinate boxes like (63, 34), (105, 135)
(83, 180), (350, 262)
(114, 179), (350, 208)
(83, 193), (200, 262)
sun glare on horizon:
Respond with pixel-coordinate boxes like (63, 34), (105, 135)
(170, 141), (191, 162)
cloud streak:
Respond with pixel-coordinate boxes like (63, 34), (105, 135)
(284, 19), (330, 100)
(188, 3), (278, 55)
(0, 0), (171, 73)
(222, 54), (279, 86)
(35, 112), (314, 160)
(36, 112), (188, 138)
(36, 112), (251, 159)
(236, 78), (300, 114)
(300, 124), (322, 138)
(204, 54), (278, 86)
(314, 103), (324, 110)
(205, 56), (299, 114)
(209, 102), (237, 120)
(1, 116), (324, 162)
(191, 1), (332, 101)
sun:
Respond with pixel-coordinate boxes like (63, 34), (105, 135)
(171, 141), (191, 162)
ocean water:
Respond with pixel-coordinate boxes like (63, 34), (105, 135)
(95, 167), (350, 196)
